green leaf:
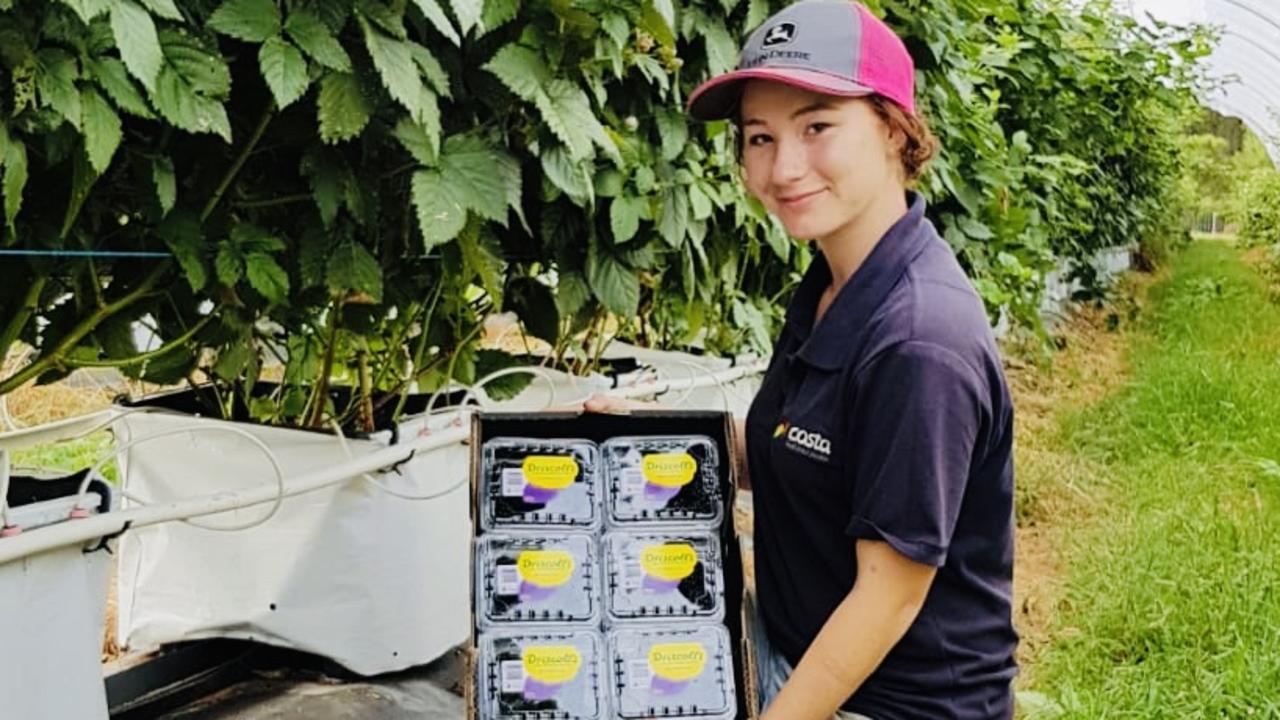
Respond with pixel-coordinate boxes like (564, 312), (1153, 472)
(483, 44), (549, 102)
(87, 57), (154, 118)
(443, 133), (522, 225)
(474, 349), (533, 400)
(586, 242), (639, 316)
(359, 19), (429, 122)
(393, 114), (438, 165)
(610, 195), (645, 244)
(655, 107), (688, 161)
(409, 44), (450, 98)
(410, 0), (460, 45)
(285, 8), (351, 71)
(449, 0), (483, 36)
(542, 79), (620, 164)
(208, 0), (280, 42)
(138, 0), (182, 19)
(259, 36), (309, 108)
(412, 134), (525, 246)
(212, 341), (251, 382)
(59, 0), (111, 23)
(215, 242), (244, 286)
(110, 0), (163, 92)
(541, 144), (592, 206)
(152, 154), (175, 214)
(458, 222), (503, 303)
(80, 86), (122, 172)
(152, 65), (231, 141)
(701, 18), (736, 76)
(158, 212), (205, 290)
(300, 148), (348, 226)
(326, 241), (383, 301)
(317, 71), (372, 143)
(245, 251), (289, 304)
(594, 168), (624, 198)
(554, 271), (590, 317)
(658, 187), (688, 247)
(478, 0), (520, 37)
(506, 277), (559, 344)
(639, 0), (675, 47)
(601, 13), (629, 48)
(150, 29), (232, 141)
(745, 0), (768, 31)
(689, 183), (712, 221)
(36, 49), (82, 129)
(159, 28), (231, 96)
(3, 139), (28, 232)
(411, 169), (467, 248)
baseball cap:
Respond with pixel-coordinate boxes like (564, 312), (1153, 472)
(686, 0), (916, 121)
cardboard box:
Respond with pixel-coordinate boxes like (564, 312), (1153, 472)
(466, 410), (760, 719)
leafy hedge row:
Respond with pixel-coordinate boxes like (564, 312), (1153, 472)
(0, 0), (1211, 428)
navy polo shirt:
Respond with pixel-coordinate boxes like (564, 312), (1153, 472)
(744, 192), (1018, 719)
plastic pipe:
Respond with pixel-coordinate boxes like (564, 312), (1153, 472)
(0, 424), (469, 566)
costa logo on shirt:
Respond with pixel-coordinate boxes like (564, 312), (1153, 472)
(774, 419), (832, 460)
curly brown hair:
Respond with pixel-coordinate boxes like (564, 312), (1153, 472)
(866, 95), (939, 185)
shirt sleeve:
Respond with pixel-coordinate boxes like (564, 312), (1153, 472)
(844, 340), (987, 567)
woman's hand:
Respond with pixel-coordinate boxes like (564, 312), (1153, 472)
(582, 393), (660, 413)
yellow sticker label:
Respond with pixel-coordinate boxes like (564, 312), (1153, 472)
(648, 642), (707, 682)
(639, 543), (699, 582)
(516, 550), (576, 587)
(523, 646), (582, 684)
(640, 453), (697, 488)
(521, 455), (579, 490)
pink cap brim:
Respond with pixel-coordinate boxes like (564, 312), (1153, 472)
(686, 66), (874, 121)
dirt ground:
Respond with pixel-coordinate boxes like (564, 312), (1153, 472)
(1003, 272), (1159, 676)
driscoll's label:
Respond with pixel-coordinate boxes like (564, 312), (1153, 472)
(646, 642), (707, 695)
(515, 645), (581, 700)
(495, 550), (576, 602)
(503, 455), (580, 503)
(638, 452), (697, 502)
(638, 543), (698, 593)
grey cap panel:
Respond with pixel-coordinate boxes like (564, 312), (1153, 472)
(738, 0), (861, 78)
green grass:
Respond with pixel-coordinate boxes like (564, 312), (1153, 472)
(10, 432), (118, 482)
(1026, 241), (1280, 717)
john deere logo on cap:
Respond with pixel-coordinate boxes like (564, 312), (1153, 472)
(762, 22), (796, 47)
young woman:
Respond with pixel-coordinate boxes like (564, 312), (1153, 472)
(588, 1), (1018, 718)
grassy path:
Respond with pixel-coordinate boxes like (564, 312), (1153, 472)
(1020, 240), (1280, 717)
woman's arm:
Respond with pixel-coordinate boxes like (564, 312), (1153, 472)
(760, 540), (936, 720)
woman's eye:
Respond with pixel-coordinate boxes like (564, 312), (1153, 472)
(746, 133), (772, 147)
(806, 122), (831, 136)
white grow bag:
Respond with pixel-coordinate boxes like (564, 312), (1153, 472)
(0, 477), (113, 720)
(114, 408), (471, 676)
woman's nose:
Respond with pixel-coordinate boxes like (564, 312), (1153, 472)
(769, 138), (808, 186)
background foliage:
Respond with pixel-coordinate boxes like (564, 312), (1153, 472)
(0, 0), (1213, 429)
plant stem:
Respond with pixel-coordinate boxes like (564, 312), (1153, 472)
(357, 350), (374, 433)
(0, 276), (47, 369)
(201, 103), (275, 223)
(306, 298), (342, 428)
(234, 193), (313, 209)
(0, 262), (171, 395)
(66, 310), (218, 368)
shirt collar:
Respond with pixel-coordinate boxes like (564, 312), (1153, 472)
(785, 191), (931, 371)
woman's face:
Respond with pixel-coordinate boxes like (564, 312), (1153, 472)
(739, 80), (901, 243)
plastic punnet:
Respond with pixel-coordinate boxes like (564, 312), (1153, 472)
(480, 438), (601, 530)
(478, 628), (608, 719)
(476, 533), (600, 628)
(603, 530), (725, 624)
(607, 623), (736, 720)
(602, 436), (722, 527)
